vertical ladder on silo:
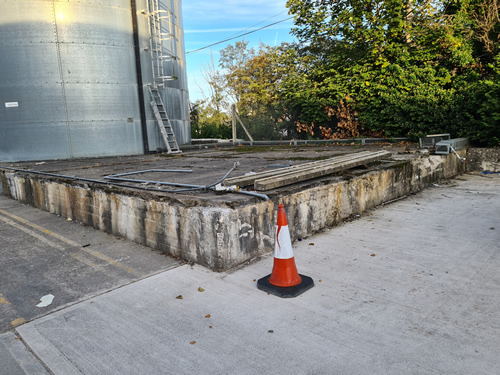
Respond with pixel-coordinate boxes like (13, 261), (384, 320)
(146, 0), (176, 87)
(149, 86), (181, 154)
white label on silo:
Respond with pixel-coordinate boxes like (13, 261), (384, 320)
(5, 102), (19, 108)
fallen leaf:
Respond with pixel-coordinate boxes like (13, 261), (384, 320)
(209, 326), (213, 329)
(176, 295), (183, 299)
(253, 279), (256, 282)
(11, 318), (26, 326)
(205, 314), (211, 318)
(190, 341), (196, 345)
(198, 287), (205, 292)
(319, 280), (323, 282)
(371, 254), (376, 257)
(309, 243), (314, 246)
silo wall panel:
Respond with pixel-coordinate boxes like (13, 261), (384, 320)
(54, 1), (134, 46)
(0, 1), (55, 41)
(0, 0), (145, 161)
(68, 120), (143, 157)
(0, 1), (70, 162)
(57, 44), (138, 85)
(0, 121), (71, 162)
(54, 1), (143, 158)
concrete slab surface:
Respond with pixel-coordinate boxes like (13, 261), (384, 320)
(14, 173), (499, 375)
(0, 196), (181, 334)
(0, 332), (49, 375)
(0, 144), (416, 203)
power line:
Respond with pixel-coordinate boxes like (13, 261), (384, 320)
(224, 10), (287, 40)
(186, 16), (294, 55)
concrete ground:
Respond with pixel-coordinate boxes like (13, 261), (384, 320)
(0, 196), (181, 334)
(1, 173), (499, 374)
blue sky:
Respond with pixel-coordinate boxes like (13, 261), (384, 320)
(182, 1), (296, 102)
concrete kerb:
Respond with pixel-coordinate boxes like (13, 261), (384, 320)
(0, 151), (465, 271)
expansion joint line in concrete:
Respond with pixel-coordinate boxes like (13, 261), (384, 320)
(0, 208), (139, 276)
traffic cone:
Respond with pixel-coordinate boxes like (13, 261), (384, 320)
(257, 204), (314, 298)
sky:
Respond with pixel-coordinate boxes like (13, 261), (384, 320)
(181, 1), (296, 102)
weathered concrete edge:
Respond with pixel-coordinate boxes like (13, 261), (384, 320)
(0, 152), (465, 271)
(467, 147), (500, 172)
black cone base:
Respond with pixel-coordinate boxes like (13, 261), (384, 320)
(257, 274), (314, 298)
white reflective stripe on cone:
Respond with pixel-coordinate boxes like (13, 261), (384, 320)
(274, 225), (294, 259)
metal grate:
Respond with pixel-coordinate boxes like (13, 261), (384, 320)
(434, 138), (469, 155)
(419, 134), (450, 149)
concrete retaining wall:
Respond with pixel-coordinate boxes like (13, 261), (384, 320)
(0, 152), (464, 271)
(467, 148), (500, 172)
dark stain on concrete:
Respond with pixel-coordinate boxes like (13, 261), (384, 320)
(86, 190), (94, 225)
(21, 178), (32, 207)
(155, 217), (167, 253)
(239, 206), (260, 255)
(136, 200), (147, 246)
(102, 196), (112, 234)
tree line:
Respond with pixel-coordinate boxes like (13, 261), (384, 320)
(191, 0), (500, 146)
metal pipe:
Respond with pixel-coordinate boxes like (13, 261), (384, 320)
(106, 169), (193, 178)
(104, 176), (204, 189)
(205, 162), (239, 189)
(234, 189), (269, 201)
(0, 167), (173, 193)
(450, 146), (465, 164)
(1, 166), (269, 201)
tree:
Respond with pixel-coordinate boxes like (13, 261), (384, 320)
(216, 42), (304, 140)
(283, 0), (500, 144)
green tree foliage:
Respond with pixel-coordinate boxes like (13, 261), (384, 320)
(190, 99), (232, 139)
(222, 43), (304, 140)
(193, 41), (303, 141)
(192, 0), (498, 145)
(190, 53), (232, 140)
(283, 0), (500, 145)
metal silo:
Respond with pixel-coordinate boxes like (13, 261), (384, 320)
(0, 0), (190, 162)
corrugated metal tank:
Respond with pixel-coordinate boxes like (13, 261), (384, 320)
(0, 0), (190, 162)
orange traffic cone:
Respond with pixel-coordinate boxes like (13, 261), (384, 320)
(257, 204), (314, 298)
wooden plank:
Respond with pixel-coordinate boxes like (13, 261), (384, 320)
(223, 151), (375, 187)
(254, 150), (392, 191)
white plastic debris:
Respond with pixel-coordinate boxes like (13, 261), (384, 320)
(36, 294), (54, 308)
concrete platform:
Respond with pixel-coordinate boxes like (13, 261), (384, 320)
(0, 144), (465, 270)
(12, 173), (500, 375)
